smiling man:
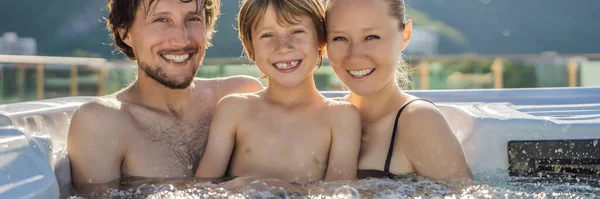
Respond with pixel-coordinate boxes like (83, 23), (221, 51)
(67, 0), (262, 194)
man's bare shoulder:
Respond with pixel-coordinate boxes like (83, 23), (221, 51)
(73, 96), (123, 119)
(69, 96), (129, 138)
(195, 75), (264, 97)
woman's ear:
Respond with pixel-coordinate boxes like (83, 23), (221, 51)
(400, 19), (413, 50)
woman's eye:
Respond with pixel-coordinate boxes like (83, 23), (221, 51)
(332, 37), (348, 41)
(365, 35), (380, 40)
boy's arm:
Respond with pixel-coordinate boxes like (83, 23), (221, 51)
(325, 104), (362, 181)
(67, 100), (124, 193)
(195, 95), (242, 178)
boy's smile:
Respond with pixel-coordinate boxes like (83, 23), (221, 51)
(272, 59), (303, 73)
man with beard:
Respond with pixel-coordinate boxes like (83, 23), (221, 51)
(66, 0), (263, 194)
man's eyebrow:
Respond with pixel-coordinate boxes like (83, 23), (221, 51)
(147, 10), (202, 16)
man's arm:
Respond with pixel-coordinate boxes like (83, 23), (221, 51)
(67, 99), (125, 193)
(195, 95), (243, 178)
(325, 104), (361, 181)
(400, 102), (474, 182)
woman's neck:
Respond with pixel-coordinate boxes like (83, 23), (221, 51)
(347, 80), (408, 122)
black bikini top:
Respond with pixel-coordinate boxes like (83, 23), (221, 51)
(358, 98), (434, 179)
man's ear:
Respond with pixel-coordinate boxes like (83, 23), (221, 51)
(400, 19), (413, 51)
(119, 28), (132, 47)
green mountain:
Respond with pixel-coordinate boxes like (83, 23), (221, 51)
(0, 0), (598, 59)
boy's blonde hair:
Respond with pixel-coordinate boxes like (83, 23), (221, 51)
(238, 0), (327, 67)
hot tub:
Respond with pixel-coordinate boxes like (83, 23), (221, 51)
(1, 87), (599, 198)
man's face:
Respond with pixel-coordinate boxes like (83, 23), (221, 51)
(122, 0), (207, 89)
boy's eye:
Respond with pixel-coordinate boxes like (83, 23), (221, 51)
(292, 29), (305, 34)
(365, 35), (380, 40)
(260, 33), (273, 38)
(332, 36), (348, 42)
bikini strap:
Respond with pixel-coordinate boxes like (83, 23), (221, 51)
(384, 98), (434, 173)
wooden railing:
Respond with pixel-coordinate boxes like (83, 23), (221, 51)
(0, 55), (110, 101)
(204, 53), (600, 90)
(1, 53), (598, 102)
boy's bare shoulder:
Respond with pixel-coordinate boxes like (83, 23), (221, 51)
(324, 99), (360, 119)
(215, 92), (262, 113)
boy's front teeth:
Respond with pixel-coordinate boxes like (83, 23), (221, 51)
(275, 61), (299, 69)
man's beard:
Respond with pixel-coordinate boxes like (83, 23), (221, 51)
(139, 60), (199, 89)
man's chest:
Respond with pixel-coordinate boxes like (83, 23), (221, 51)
(122, 109), (214, 178)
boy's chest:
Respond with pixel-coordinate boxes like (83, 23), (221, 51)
(230, 114), (334, 180)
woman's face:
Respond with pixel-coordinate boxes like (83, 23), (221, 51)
(326, 0), (412, 96)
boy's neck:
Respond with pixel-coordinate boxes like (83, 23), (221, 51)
(264, 75), (324, 107)
(347, 80), (408, 122)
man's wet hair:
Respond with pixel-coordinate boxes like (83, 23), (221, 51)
(106, 0), (221, 60)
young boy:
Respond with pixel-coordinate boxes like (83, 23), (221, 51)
(195, 0), (361, 183)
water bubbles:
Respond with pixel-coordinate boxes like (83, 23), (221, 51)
(105, 188), (123, 197)
(206, 187), (232, 199)
(136, 184), (157, 195)
(187, 164), (194, 170)
(157, 184), (176, 192)
(193, 182), (212, 188)
(269, 186), (290, 199)
(555, 148), (564, 153)
(333, 185), (360, 199)
(569, 142), (576, 149)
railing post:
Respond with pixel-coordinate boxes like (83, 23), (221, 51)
(0, 64), (3, 100)
(218, 64), (226, 77)
(36, 64), (44, 100)
(70, 65), (79, 96)
(567, 58), (578, 87)
(17, 67), (25, 101)
(491, 57), (504, 89)
(419, 60), (430, 90)
(97, 68), (108, 96)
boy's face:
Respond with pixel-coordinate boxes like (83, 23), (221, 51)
(251, 4), (322, 88)
(122, 0), (207, 89)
